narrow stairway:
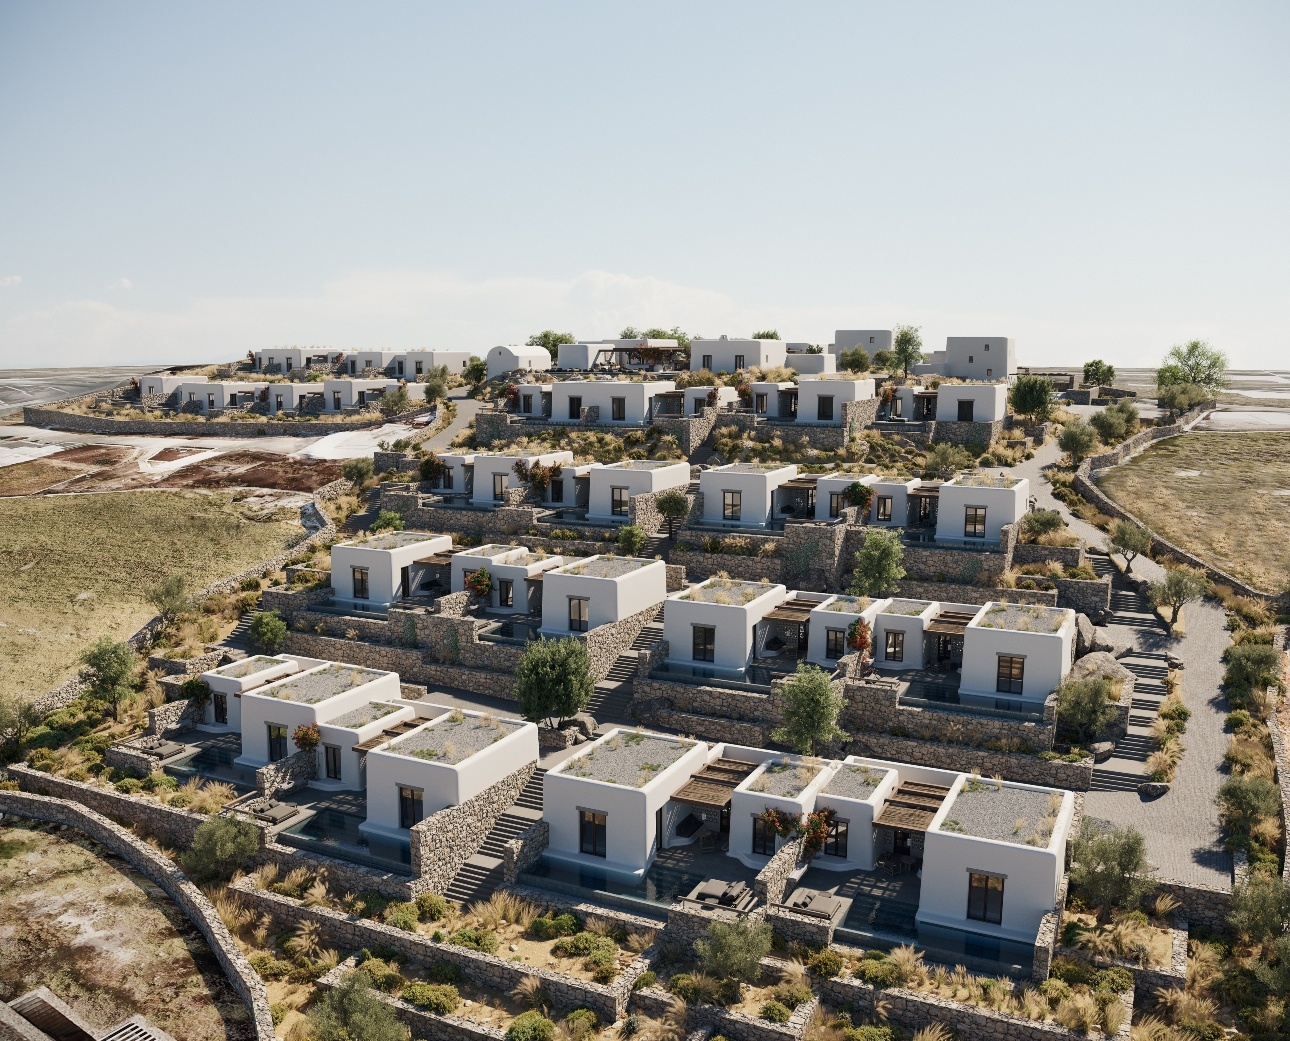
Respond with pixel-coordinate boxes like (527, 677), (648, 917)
(344, 487), (384, 533)
(443, 769), (545, 905)
(224, 611), (255, 652)
(585, 606), (665, 724)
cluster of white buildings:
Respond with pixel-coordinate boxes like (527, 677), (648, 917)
(251, 347), (475, 378)
(139, 373), (407, 415)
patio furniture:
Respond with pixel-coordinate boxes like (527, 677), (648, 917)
(675, 813), (703, 839)
(698, 828), (716, 853)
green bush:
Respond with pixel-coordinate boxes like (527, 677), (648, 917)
(695, 916), (773, 984)
(342, 458), (375, 484)
(551, 932), (614, 957)
(426, 960), (462, 985)
(416, 891), (448, 921)
(1050, 959), (1092, 986)
(850, 958), (901, 988)
(506, 1010), (556, 1041)
(180, 815), (260, 884)
(632, 970), (657, 991)
(356, 958), (406, 993)
(759, 1001), (793, 1024)
(563, 1009), (599, 1034)
(401, 982), (460, 1013)
(383, 902), (420, 932)
(843, 1027), (895, 1041)
(115, 777), (143, 793)
(1091, 967), (1134, 994)
(774, 982), (812, 1008)
(249, 951), (295, 979)
(449, 927), (500, 954)
(807, 949), (844, 978)
(270, 1002), (290, 1026)
(247, 611), (287, 654)
(141, 773), (177, 792)
(529, 912), (580, 940)
(309, 969), (410, 1041)
(370, 510), (406, 533)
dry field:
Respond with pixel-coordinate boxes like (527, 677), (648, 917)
(1098, 430), (1290, 592)
(0, 489), (303, 704)
(0, 821), (252, 1041)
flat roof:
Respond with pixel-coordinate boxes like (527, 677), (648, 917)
(209, 655), (284, 679)
(977, 603), (1069, 634)
(599, 459), (683, 470)
(257, 664), (387, 705)
(562, 731), (694, 788)
(388, 712), (524, 765)
(710, 463), (791, 474)
(884, 599), (931, 616)
(556, 556), (654, 579)
(339, 531), (445, 550)
(942, 780), (1062, 847)
(746, 759), (823, 799)
(679, 578), (774, 605)
(954, 474), (1023, 489)
(327, 701), (402, 729)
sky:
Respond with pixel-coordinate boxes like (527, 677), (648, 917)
(1, 2), (1287, 370)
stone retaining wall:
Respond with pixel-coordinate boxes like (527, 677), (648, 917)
(780, 522), (850, 592)
(894, 579), (1058, 607)
(665, 901), (766, 954)
(930, 418), (1004, 447)
(1054, 576), (1111, 617)
(1012, 542), (1086, 569)
(1054, 920), (1187, 1004)
(842, 733), (1094, 790)
(754, 837), (806, 906)
(147, 647), (227, 676)
(668, 551), (783, 584)
(256, 747), (317, 798)
(631, 979), (816, 1041)
(766, 904), (834, 948)
(411, 762), (536, 893)
(0, 791), (275, 1041)
(103, 741), (164, 777)
(148, 697), (202, 736)
(816, 974), (1131, 1041)
(21, 404), (428, 438)
(1151, 877), (1232, 930)
(501, 820), (550, 882)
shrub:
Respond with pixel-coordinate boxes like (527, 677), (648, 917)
(632, 970), (657, 991)
(1022, 509), (1065, 539)
(426, 960), (462, 984)
(1092, 966), (1134, 994)
(342, 458), (375, 484)
(616, 525), (647, 556)
(507, 1011), (556, 1041)
(1224, 644), (1282, 691)
(310, 969), (409, 1041)
(383, 902), (420, 932)
(844, 1028), (895, 1041)
(529, 913), (580, 940)
(563, 1009), (599, 1035)
(247, 611), (287, 653)
(1069, 819), (1155, 918)
(416, 891), (448, 921)
(181, 815), (259, 884)
(249, 951), (295, 979)
(552, 932), (615, 958)
(850, 958), (902, 988)
(356, 958), (406, 993)
(808, 949), (845, 978)
(449, 927), (500, 954)
(401, 982), (460, 1013)
(1216, 775), (1279, 832)
(695, 917), (773, 984)
(115, 777), (143, 794)
(759, 1001), (793, 1024)
(774, 982), (813, 1007)
(370, 510), (405, 533)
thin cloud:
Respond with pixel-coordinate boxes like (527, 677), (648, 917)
(110, 277), (133, 291)
(0, 275), (21, 288)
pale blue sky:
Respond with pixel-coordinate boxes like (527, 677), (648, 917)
(1, 2), (1286, 368)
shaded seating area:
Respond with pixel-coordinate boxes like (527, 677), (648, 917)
(782, 887), (844, 921)
(684, 878), (757, 913)
(873, 781), (953, 875)
(669, 758), (759, 853)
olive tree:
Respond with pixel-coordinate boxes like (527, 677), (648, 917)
(1082, 360), (1115, 387)
(80, 637), (138, 721)
(848, 528), (906, 597)
(181, 816), (261, 884)
(1108, 519), (1153, 573)
(1149, 566), (1208, 626)
(515, 637), (593, 728)
(1056, 678), (1117, 743)
(771, 663), (846, 756)
(1009, 374), (1056, 423)
(1156, 340), (1228, 394)
(1069, 820), (1155, 922)
(890, 324), (924, 377)
(1057, 418), (1098, 464)
(654, 489), (689, 539)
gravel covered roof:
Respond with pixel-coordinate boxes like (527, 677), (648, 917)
(823, 764), (889, 802)
(716, 463), (790, 474)
(557, 556), (652, 579)
(681, 578), (771, 605)
(213, 656), (283, 679)
(746, 759), (822, 799)
(562, 731), (693, 788)
(822, 595), (871, 613)
(885, 599), (931, 616)
(260, 664), (386, 705)
(941, 780), (1063, 847)
(342, 531), (443, 549)
(390, 712), (522, 765)
(327, 702), (401, 729)
(977, 603), (1069, 634)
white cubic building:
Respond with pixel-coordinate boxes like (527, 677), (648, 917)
(487, 345), (552, 380)
(539, 556), (668, 637)
(177, 381), (268, 412)
(783, 351), (836, 376)
(343, 351), (400, 376)
(750, 382), (796, 419)
(450, 544), (565, 613)
(690, 337), (787, 375)
(959, 602), (1076, 710)
(359, 708), (539, 845)
(322, 378), (401, 411)
(795, 378), (876, 424)
(253, 348), (344, 373)
(266, 383), (324, 415)
(832, 330), (893, 357)
(915, 338), (1016, 381)
(805, 594), (883, 668)
(934, 474), (1029, 544)
(396, 350), (475, 377)
(893, 382), (1008, 424)
(728, 754), (838, 869)
(330, 532), (454, 611)
(586, 460), (690, 523)
(699, 463), (798, 528)
(469, 451), (575, 505)
(548, 378), (676, 425)
(140, 373), (203, 397)
(683, 384), (738, 415)
(814, 472), (881, 521)
(664, 577), (788, 671)
(195, 654), (315, 733)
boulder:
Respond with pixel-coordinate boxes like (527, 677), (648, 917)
(1091, 741), (1116, 763)
(1075, 614), (1096, 659)
(570, 713), (598, 739)
(1167, 655), (1185, 671)
(1138, 782), (1170, 799)
(1069, 651), (1135, 692)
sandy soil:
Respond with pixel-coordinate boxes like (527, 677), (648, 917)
(0, 821), (253, 1041)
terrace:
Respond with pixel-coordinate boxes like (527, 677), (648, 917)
(744, 759), (822, 798)
(677, 578), (770, 605)
(561, 732), (695, 788)
(255, 664), (386, 704)
(555, 556), (650, 579)
(939, 779), (1063, 848)
(339, 530), (443, 550)
(383, 712), (522, 765)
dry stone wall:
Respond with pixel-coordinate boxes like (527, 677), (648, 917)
(501, 819), (549, 881)
(0, 791), (275, 1041)
(841, 732), (1094, 790)
(894, 579), (1057, 607)
(21, 404), (427, 438)
(1012, 542), (1087, 569)
(256, 747), (317, 798)
(669, 550), (783, 584)
(754, 836), (807, 905)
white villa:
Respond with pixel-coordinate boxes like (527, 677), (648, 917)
(690, 337), (787, 375)
(359, 708), (538, 845)
(586, 460), (690, 523)
(915, 337), (1017, 382)
(934, 474), (1029, 544)
(663, 577), (790, 671)
(322, 377), (401, 411)
(450, 544), (565, 613)
(699, 462), (799, 528)
(343, 351), (401, 376)
(252, 348), (344, 373)
(487, 345), (552, 380)
(469, 451), (576, 506)
(330, 531), (454, 611)
(395, 350), (475, 378)
(892, 381), (1008, 424)
(140, 373), (204, 398)
(177, 380), (268, 412)
(538, 555), (668, 637)
(831, 329), (893, 356)
(813, 472), (881, 521)
(548, 378), (676, 425)
(796, 377), (876, 424)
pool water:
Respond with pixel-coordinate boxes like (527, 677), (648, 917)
(279, 807), (413, 876)
(164, 746), (257, 788)
(519, 854), (706, 913)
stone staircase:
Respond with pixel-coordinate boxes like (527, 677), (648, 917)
(224, 611), (256, 652)
(443, 769), (545, 905)
(344, 488), (383, 533)
(585, 606), (665, 724)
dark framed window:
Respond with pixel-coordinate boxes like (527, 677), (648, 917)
(267, 724), (288, 762)
(722, 490), (741, 521)
(734, 354), (745, 370)
(964, 505), (987, 538)
(957, 399), (975, 422)
(493, 473), (506, 501)
(324, 744), (342, 780)
(442, 468), (453, 489)
(967, 872), (1005, 924)
(752, 816), (775, 856)
(876, 496), (892, 522)
(997, 655), (1025, 694)
(611, 397), (625, 421)
(208, 394), (216, 410)
(399, 786), (424, 829)
(568, 395), (582, 420)
(415, 360), (423, 374)
(521, 394), (533, 414)
(275, 394), (283, 412)
(396, 360), (404, 375)
(692, 625), (716, 663)
(332, 391), (341, 410)
(213, 693), (228, 725)
(352, 567), (369, 600)
(701, 354), (713, 370)
(885, 630), (904, 662)
(817, 395), (834, 421)
(611, 487), (629, 516)
(579, 810), (607, 857)
(498, 579), (513, 607)
(824, 819), (849, 857)
(826, 629), (846, 660)
(569, 597), (589, 632)
(829, 492), (844, 518)
(754, 393), (767, 413)
(550, 478), (564, 503)
(357, 391), (367, 406)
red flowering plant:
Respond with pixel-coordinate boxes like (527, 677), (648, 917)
(798, 808), (837, 858)
(846, 618), (872, 657)
(465, 567), (493, 600)
(292, 723), (321, 751)
(757, 807), (799, 841)
(843, 481), (873, 512)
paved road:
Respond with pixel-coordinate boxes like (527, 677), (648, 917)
(423, 385), (481, 451)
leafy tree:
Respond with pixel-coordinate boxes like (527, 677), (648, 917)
(848, 529), (906, 597)
(1089, 400), (1139, 444)
(0, 691), (40, 752)
(1022, 509), (1064, 539)
(1057, 418), (1097, 464)
(1082, 360), (1116, 386)
(380, 386), (412, 414)
(890, 325), (924, 377)
(527, 331), (577, 362)
(342, 457), (375, 484)
(181, 815), (261, 884)
(922, 442), (975, 479)
(1228, 875), (1290, 945)
(1056, 678), (1117, 743)
(370, 510), (405, 533)
(751, 329), (780, 340)
(1217, 775), (1280, 833)
(771, 663), (846, 756)
(621, 325), (692, 349)
(515, 638), (593, 728)
(1156, 382), (1208, 413)
(695, 918), (773, 985)
(1108, 520), (1153, 573)
(1149, 566), (1208, 626)
(1156, 340), (1229, 394)
(309, 968), (410, 1041)
(80, 637), (137, 721)
(1069, 819), (1155, 921)
(871, 349), (893, 371)
(419, 455), (446, 485)
(1224, 644), (1283, 691)
(424, 377), (447, 404)
(146, 574), (192, 625)
(837, 347), (870, 372)
(463, 357), (487, 385)
(247, 611), (287, 654)
(616, 525), (647, 555)
(654, 489), (689, 539)
(1009, 374), (1056, 422)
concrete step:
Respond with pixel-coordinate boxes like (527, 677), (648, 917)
(514, 769), (545, 812)
(1090, 768), (1147, 792)
(445, 857), (504, 905)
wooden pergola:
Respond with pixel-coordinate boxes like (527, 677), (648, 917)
(671, 758), (758, 809)
(872, 781), (953, 833)
(352, 719), (420, 753)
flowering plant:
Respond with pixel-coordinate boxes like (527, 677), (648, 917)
(293, 723), (321, 751)
(847, 617), (872, 657)
(465, 567), (493, 599)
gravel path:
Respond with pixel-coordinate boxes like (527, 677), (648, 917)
(423, 385), (481, 451)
